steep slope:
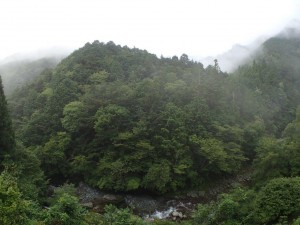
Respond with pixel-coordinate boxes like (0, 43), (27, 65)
(7, 34), (300, 194)
(195, 33), (300, 225)
(9, 41), (246, 192)
(232, 34), (300, 134)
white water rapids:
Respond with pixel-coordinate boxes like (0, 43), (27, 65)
(145, 207), (175, 219)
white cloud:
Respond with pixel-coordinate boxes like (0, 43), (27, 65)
(0, 0), (299, 59)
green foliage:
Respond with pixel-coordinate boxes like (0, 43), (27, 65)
(255, 177), (300, 224)
(253, 137), (290, 183)
(84, 212), (103, 225)
(242, 117), (265, 160)
(0, 169), (31, 225)
(143, 161), (171, 193)
(190, 135), (245, 175)
(48, 183), (77, 205)
(152, 221), (182, 225)
(127, 177), (141, 191)
(94, 104), (129, 136)
(192, 188), (256, 225)
(13, 144), (47, 201)
(37, 132), (71, 180)
(101, 204), (146, 225)
(217, 198), (239, 221)
(20, 110), (54, 145)
(253, 106), (300, 185)
(192, 203), (216, 225)
(292, 217), (300, 225)
(62, 101), (85, 133)
(191, 178), (300, 225)
(89, 71), (109, 84)
(45, 193), (87, 225)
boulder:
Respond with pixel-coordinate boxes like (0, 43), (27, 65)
(125, 195), (158, 214)
(76, 182), (104, 203)
(103, 194), (119, 201)
(198, 191), (205, 197)
(187, 191), (198, 198)
(81, 202), (93, 208)
(76, 182), (124, 212)
(172, 210), (183, 219)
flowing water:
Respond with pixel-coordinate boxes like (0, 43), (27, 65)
(146, 207), (175, 219)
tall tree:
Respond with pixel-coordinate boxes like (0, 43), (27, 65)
(0, 75), (15, 161)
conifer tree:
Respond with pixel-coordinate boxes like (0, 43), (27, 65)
(0, 75), (15, 161)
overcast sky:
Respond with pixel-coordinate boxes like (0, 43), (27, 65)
(0, 0), (300, 60)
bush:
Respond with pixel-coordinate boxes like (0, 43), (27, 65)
(101, 204), (146, 225)
(255, 177), (300, 224)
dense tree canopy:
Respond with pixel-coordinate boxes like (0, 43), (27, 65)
(1, 33), (300, 224)
(6, 37), (300, 195)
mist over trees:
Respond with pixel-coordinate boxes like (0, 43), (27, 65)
(0, 57), (62, 95)
(0, 30), (300, 224)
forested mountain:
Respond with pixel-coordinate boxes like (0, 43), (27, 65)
(9, 41), (245, 193)
(1, 32), (300, 224)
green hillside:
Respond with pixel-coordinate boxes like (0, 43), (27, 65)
(0, 34), (300, 224)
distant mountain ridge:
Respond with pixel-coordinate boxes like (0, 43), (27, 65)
(0, 57), (63, 94)
(201, 24), (300, 72)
